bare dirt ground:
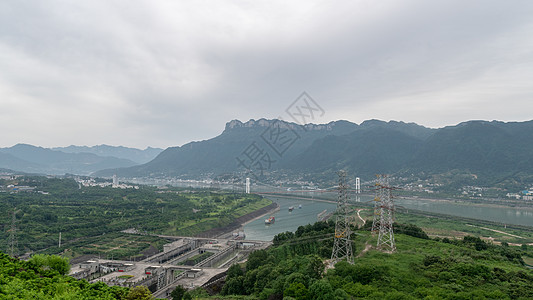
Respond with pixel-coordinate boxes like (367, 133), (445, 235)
(356, 242), (373, 258)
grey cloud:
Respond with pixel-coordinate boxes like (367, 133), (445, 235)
(1, 0), (533, 148)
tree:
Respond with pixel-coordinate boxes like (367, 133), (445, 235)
(125, 286), (153, 300)
(246, 249), (268, 270)
(47, 255), (70, 275)
(284, 272), (308, 290)
(221, 276), (244, 295)
(184, 287), (209, 299)
(28, 254), (70, 275)
(170, 285), (187, 300)
(227, 264), (244, 280)
(284, 282), (308, 300)
(308, 280), (335, 300)
(306, 255), (325, 279)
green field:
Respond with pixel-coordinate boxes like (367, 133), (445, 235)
(0, 176), (271, 260)
(357, 206), (533, 246)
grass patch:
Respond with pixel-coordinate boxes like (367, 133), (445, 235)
(523, 256), (533, 266)
(42, 232), (169, 260)
(356, 208), (533, 246)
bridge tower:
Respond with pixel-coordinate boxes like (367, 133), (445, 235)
(245, 177), (250, 194)
(331, 171), (354, 265)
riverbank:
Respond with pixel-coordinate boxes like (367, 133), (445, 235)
(259, 191), (533, 211)
(241, 204), (280, 227)
(398, 195), (533, 210)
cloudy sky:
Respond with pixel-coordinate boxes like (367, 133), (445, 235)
(1, 0), (533, 149)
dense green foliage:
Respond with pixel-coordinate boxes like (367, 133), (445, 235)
(220, 221), (533, 299)
(0, 176), (267, 259)
(124, 286), (153, 300)
(0, 251), (130, 299)
(170, 285), (188, 300)
(28, 254), (70, 275)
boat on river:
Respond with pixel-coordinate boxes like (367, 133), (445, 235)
(265, 216), (275, 225)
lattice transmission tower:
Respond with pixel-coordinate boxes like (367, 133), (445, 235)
(371, 175), (396, 252)
(331, 171), (354, 264)
(371, 175), (385, 233)
(7, 208), (17, 257)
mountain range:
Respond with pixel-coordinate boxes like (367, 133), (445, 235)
(94, 118), (533, 187)
(3, 119), (532, 187)
(52, 145), (163, 164)
(0, 144), (163, 176)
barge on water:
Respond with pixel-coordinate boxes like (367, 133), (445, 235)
(265, 216), (275, 225)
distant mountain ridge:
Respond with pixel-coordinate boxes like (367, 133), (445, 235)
(52, 145), (163, 164)
(94, 118), (436, 178)
(95, 118), (364, 177)
(95, 118), (533, 186)
(4, 119), (532, 186)
(0, 144), (152, 176)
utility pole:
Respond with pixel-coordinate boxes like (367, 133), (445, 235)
(372, 175), (396, 252)
(59, 232), (62, 248)
(331, 171), (354, 265)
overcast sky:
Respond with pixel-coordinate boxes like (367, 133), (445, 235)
(1, 0), (533, 149)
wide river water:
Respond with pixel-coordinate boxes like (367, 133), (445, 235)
(244, 193), (533, 241)
(132, 179), (533, 241)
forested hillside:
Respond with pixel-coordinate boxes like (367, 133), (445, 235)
(217, 221), (533, 299)
(0, 252), (135, 299)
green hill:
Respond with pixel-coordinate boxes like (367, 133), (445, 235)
(215, 221), (533, 299)
(0, 252), (131, 299)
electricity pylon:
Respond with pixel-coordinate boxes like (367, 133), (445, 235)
(7, 208), (17, 257)
(371, 175), (385, 233)
(371, 175), (396, 252)
(331, 171), (354, 264)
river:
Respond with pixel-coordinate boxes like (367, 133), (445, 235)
(133, 179), (533, 241)
(244, 193), (533, 241)
(243, 196), (338, 241)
